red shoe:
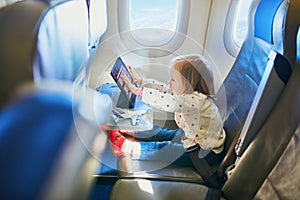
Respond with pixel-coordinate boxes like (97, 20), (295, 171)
(109, 130), (126, 156)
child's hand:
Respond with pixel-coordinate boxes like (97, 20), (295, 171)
(128, 66), (142, 85)
(122, 74), (141, 95)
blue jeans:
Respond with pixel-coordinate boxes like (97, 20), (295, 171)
(133, 126), (194, 167)
(134, 125), (225, 167)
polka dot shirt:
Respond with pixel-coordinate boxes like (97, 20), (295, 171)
(140, 78), (226, 153)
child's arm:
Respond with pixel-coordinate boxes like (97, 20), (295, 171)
(122, 74), (200, 114)
(128, 66), (143, 86)
(141, 79), (171, 94)
(122, 74), (200, 113)
(141, 87), (203, 114)
(122, 74), (141, 96)
(128, 66), (171, 93)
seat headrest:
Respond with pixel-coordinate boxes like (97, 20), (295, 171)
(254, 0), (285, 43)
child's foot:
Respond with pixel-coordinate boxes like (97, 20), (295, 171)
(108, 130), (126, 156)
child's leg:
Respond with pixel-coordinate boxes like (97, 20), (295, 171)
(134, 125), (183, 143)
(109, 130), (186, 164)
(131, 140), (186, 163)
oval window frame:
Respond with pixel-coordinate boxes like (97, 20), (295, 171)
(224, 0), (256, 57)
(118, 0), (190, 57)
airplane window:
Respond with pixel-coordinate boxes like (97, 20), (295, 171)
(129, 0), (179, 46)
(233, 0), (253, 47)
(118, 0), (189, 57)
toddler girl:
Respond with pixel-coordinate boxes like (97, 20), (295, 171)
(109, 54), (226, 167)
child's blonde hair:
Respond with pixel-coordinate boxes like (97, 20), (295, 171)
(169, 54), (215, 95)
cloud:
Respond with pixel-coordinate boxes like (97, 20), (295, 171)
(140, 8), (161, 13)
(131, 9), (177, 30)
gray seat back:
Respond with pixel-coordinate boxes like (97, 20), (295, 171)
(222, 0), (300, 198)
(215, 0), (290, 173)
(0, 1), (48, 108)
(222, 51), (300, 200)
(0, 0), (92, 108)
(0, 80), (111, 199)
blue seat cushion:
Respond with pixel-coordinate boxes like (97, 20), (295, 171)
(0, 93), (74, 199)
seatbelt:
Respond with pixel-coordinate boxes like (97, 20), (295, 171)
(186, 145), (224, 188)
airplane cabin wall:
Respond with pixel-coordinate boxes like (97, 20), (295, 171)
(87, 0), (237, 92)
(204, 0), (236, 89)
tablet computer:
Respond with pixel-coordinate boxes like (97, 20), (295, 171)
(110, 57), (137, 108)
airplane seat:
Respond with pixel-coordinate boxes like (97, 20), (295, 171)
(1, 0), (89, 82)
(0, 2), (112, 198)
(215, 0), (294, 175)
(0, 0), (91, 108)
(0, 1), (48, 109)
(0, 80), (111, 199)
(250, 1), (300, 199)
(222, 28), (300, 200)
(114, 0), (290, 186)
(33, 0), (89, 81)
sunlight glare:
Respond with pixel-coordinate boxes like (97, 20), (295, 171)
(137, 179), (154, 194)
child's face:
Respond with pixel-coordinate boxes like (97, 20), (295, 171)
(169, 67), (186, 95)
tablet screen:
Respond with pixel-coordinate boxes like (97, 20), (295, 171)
(110, 57), (137, 108)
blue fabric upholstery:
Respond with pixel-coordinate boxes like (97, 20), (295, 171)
(0, 93), (74, 199)
(254, 0), (284, 43)
(213, 0), (286, 172)
(215, 0), (285, 147)
(215, 38), (272, 136)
